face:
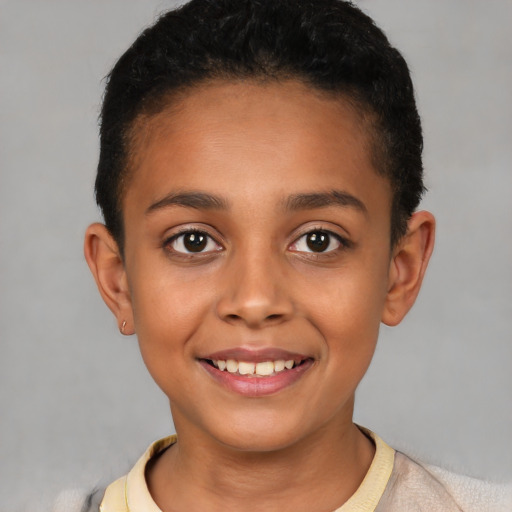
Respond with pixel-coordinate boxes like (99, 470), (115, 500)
(121, 81), (394, 452)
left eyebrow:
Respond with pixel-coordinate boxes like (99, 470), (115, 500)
(145, 191), (230, 215)
(283, 190), (368, 215)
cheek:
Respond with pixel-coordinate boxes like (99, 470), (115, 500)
(129, 266), (217, 377)
(297, 257), (389, 368)
(300, 261), (389, 331)
(320, 291), (380, 374)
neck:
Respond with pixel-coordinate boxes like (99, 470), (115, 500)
(146, 414), (375, 512)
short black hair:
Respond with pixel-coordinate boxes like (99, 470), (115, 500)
(96, 0), (424, 250)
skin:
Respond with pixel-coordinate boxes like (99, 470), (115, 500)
(85, 81), (435, 512)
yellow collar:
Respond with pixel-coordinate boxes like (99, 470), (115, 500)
(100, 429), (395, 512)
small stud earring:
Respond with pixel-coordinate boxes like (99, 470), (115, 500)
(121, 320), (127, 334)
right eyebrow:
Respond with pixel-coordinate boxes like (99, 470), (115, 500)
(283, 189), (368, 215)
(145, 191), (230, 215)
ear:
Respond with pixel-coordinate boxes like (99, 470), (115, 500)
(84, 223), (135, 335)
(381, 211), (435, 326)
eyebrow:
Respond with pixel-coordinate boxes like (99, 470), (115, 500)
(145, 189), (366, 216)
(284, 190), (367, 214)
(146, 191), (229, 214)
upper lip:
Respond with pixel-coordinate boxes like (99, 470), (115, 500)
(199, 347), (310, 363)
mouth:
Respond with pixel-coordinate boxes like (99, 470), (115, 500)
(198, 349), (314, 397)
(203, 357), (309, 377)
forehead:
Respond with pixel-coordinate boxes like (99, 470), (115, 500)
(124, 80), (389, 212)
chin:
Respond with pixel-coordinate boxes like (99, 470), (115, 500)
(208, 413), (315, 454)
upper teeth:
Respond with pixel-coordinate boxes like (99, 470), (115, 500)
(212, 359), (296, 376)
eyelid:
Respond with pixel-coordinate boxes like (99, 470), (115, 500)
(163, 225), (224, 255)
(288, 226), (352, 254)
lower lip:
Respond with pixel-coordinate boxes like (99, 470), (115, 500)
(199, 359), (314, 397)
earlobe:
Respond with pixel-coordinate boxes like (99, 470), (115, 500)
(381, 211), (435, 326)
(84, 223), (135, 334)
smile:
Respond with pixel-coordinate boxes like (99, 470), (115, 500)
(208, 358), (300, 376)
(199, 350), (314, 397)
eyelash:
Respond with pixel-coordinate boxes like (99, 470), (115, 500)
(288, 229), (350, 256)
(163, 227), (350, 258)
(164, 228), (223, 256)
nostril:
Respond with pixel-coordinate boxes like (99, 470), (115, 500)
(222, 312), (283, 325)
(217, 295), (293, 327)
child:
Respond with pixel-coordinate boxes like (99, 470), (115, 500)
(59, 0), (509, 510)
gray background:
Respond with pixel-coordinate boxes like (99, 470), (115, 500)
(1, 1), (511, 510)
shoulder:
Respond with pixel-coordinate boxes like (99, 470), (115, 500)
(380, 450), (512, 512)
(52, 486), (106, 512)
(52, 436), (176, 512)
(52, 477), (126, 512)
(422, 460), (512, 512)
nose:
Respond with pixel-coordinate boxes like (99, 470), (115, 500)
(215, 250), (294, 329)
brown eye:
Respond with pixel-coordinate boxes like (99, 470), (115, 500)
(289, 230), (343, 254)
(183, 232), (207, 252)
(169, 231), (221, 254)
(306, 231), (330, 252)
